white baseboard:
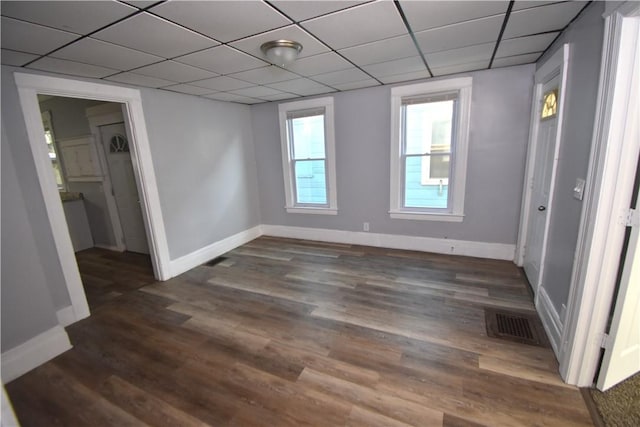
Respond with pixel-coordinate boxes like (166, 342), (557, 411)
(93, 243), (124, 252)
(260, 225), (516, 261)
(56, 306), (76, 327)
(168, 225), (262, 277)
(1, 325), (72, 383)
(536, 287), (563, 357)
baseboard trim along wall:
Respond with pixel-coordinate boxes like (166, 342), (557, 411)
(536, 287), (563, 357)
(1, 325), (72, 383)
(56, 305), (76, 327)
(260, 225), (516, 261)
(168, 226), (262, 277)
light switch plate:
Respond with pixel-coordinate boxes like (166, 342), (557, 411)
(573, 178), (586, 201)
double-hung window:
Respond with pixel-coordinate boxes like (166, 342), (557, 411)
(278, 97), (337, 215)
(390, 78), (472, 222)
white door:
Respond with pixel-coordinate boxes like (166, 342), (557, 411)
(99, 122), (149, 254)
(523, 76), (560, 291)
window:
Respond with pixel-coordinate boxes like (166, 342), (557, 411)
(541, 89), (558, 119)
(279, 97), (337, 214)
(390, 77), (472, 221)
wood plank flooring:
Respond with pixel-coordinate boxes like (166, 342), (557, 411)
(6, 237), (593, 426)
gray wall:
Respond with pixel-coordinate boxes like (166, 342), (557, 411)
(252, 64), (535, 244)
(38, 96), (103, 138)
(538, 2), (605, 315)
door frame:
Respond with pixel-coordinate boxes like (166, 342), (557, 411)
(515, 44), (570, 298)
(560, 2), (640, 386)
(14, 72), (171, 324)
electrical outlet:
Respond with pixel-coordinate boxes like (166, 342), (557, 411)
(363, 222), (370, 232)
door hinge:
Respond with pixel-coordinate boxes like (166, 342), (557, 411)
(623, 208), (639, 227)
(600, 332), (610, 349)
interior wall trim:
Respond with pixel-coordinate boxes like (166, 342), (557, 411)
(537, 286), (563, 356)
(55, 306), (76, 327)
(1, 326), (71, 384)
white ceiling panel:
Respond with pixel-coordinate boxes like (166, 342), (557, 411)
(134, 60), (217, 83)
(175, 46), (267, 75)
(338, 35), (419, 66)
(399, 1), (508, 32)
(106, 72), (174, 88)
(0, 1), (137, 35)
(512, 1), (564, 11)
(492, 53), (541, 68)
(227, 66), (300, 85)
(1, 17), (78, 55)
(284, 52), (353, 76)
(52, 38), (163, 70)
(425, 42), (494, 68)
(312, 68), (371, 86)
(204, 92), (263, 104)
(26, 57), (119, 79)
(123, 1), (160, 9)
(362, 56), (426, 78)
(496, 32), (559, 58)
(503, 1), (586, 39)
(378, 69), (431, 84)
(229, 86), (284, 99)
(190, 76), (254, 91)
(152, 1), (291, 43)
(260, 92), (299, 101)
(302, 1), (407, 50)
(92, 13), (218, 58)
(430, 60), (489, 77)
(1, 49), (39, 67)
(415, 14), (504, 54)
(268, 78), (335, 96)
(230, 25), (330, 61)
(162, 84), (216, 96)
(270, 1), (368, 22)
(331, 78), (380, 91)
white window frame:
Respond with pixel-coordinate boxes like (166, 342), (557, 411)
(278, 96), (338, 215)
(389, 77), (472, 222)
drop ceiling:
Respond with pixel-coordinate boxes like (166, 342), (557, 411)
(0, 0), (589, 105)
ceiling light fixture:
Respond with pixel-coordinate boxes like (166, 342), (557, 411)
(260, 40), (303, 67)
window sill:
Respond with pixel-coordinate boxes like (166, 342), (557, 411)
(389, 211), (464, 222)
(286, 207), (338, 215)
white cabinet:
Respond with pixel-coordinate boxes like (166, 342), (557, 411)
(58, 135), (102, 181)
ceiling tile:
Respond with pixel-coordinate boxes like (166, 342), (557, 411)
(227, 66), (299, 85)
(229, 86), (284, 99)
(260, 92), (300, 101)
(1, 17), (78, 55)
(338, 35), (419, 66)
(270, 1), (367, 21)
(52, 38), (163, 70)
(414, 14), (504, 54)
(332, 79), (380, 91)
(312, 68), (371, 86)
(0, 1), (137, 35)
(430, 60), (489, 77)
(399, 1), (508, 32)
(496, 32), (559, 58)
(284, 52), (352, 76)
(512, 1), (564, 11)
(302, 1), (407, 50)
(152, 1), (291, 43)
(190, 76), (254, 91)
(378, 70), (431, 84)
(105, 72), (175, 88)
(175, 45), (267, 75)
(362, 56), (426, 78)
(425, 42), (494, 68)
(134, 60), (217, 83)
(92, 12), (218, 58)
(503, 1), (586, 39)
(492, 53), (541, 68)
(204, 92), (263, 104)
(123, 1), (160, 9)
(162, 84), (216, 96)
(267, 78), (335, 96)
(1, 49), (39, 66)
(230, 25), (329, 61)
(26, 57), (119, 79)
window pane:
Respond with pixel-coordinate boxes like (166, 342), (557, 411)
(290, 114), (325, 159)
(404, 101), (454, 155)
(295, 159), (327, 204)
(405, 155), (448, 209)
(541, 89), (558, 119)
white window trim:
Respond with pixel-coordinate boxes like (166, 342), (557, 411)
(389, 77), (472, 222)
(278, 96), (338, 215)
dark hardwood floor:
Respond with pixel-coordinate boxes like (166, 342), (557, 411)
(6, 237), (593, 426)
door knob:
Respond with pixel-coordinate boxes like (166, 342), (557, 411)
(538, 205), (546, 211)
